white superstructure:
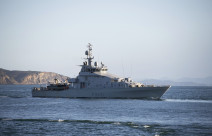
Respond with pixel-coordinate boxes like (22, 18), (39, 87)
(70, 43), (142, 89)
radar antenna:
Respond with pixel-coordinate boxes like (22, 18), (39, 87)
(85, 43), (94, 66)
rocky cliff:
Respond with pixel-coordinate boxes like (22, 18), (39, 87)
(0, 68), (69, 84)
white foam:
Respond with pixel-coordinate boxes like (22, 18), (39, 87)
(58, 119), (64, 122)
(165, 99), (212, 103)
(143, 125), (150, 128)
(112, 122), (121, 125)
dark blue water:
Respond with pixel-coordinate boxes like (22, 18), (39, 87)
(0, 85), (212, 136)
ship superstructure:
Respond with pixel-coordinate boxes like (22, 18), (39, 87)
(69, 43), (142, 89)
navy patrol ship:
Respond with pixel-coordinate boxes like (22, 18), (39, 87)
(32, 43), (170, 99)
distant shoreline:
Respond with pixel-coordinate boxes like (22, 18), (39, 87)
(1, 68), (211, 86)
(0, 68), (68, 85)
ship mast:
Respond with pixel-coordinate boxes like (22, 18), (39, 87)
(85, 43), (94, 67)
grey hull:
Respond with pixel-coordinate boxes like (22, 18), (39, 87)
(32, 86), (170, 99)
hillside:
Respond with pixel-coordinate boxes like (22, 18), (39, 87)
(0, 68), (69, 84)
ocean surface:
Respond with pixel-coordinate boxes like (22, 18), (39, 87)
(0, 85), (212, 136)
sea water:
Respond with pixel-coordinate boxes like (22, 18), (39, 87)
(0, 85), (212, 136)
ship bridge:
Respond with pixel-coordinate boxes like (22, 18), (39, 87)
(68, 43), (144, 89)
(80, 43), (108, 73)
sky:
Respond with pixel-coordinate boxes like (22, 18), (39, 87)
(0, 0), (212, 80)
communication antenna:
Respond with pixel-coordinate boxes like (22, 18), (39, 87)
(130, 63), (133, 78)
(122, 63), (125, 78)
(85, 43), (94, 66)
